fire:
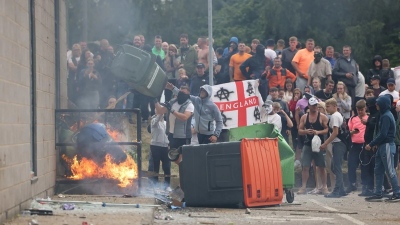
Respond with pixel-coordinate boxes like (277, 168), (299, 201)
(106, 128), (124, 142)
(62, 154), (138, 187)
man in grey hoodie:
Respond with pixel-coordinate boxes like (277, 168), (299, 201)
(365, 95), (400, 201)
(167, 83), (223, 144)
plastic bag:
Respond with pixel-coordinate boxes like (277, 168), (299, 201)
(312, 135), (321, 152)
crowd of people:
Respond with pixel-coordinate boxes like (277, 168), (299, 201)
(67, 34), (400, 199)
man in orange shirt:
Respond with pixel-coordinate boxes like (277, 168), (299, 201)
(229, 43), (251, 81)
(292, 39), (315, 91)
(265, 57), (296, 89)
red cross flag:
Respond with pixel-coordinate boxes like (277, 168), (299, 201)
(211, 80), (264, 129)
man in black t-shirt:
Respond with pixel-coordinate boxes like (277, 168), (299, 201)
(315, 80), (335, 101)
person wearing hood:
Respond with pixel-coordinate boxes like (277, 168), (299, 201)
(332, 45), (358, 109)
(218, 37), (239, 84)
(366, 55), (383, 86)
(240, 44), (269, 101)
(222, 37), (239, 57)
(365, 95), (400, 201)
(167, 83), (223, 144)
(359, 97), (379, 196)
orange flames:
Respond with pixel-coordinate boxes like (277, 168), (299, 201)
(62, 154), (138, 187)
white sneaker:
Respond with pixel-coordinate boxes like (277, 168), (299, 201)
(294, 160), (301, 172)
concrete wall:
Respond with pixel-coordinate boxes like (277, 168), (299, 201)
(0, 0), (67, 222)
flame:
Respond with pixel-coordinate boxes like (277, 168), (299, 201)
(62, 154), (138, 187)
(106, 129), (124, 142)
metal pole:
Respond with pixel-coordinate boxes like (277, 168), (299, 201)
(207, 0), (213, 85)
(82, 0), (88, 42)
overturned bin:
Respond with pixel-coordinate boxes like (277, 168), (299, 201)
(110, 44), (167, 98)
(229, 123), (295, 203)
(181, 138), (283, 208)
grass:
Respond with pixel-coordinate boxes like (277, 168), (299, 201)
(127, 116), (180, 180)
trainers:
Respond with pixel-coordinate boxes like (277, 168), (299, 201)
(307, 188), (320, 195)
(365, 194), (383, 201)
(320, 187), (330, 195)
(388, 194), (400, 201)
(297, 188), (307, 195)
(324, 192), (342, 198)
(345, 184), (357, 193)
(294, 160), (302, 172)
(359, 189), (374, 197)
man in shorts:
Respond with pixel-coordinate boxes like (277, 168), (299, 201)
(297, 97), (329, 194)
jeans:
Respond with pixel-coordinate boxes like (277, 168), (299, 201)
(197, 133), (213, 144)
(348, 143), (362, 185)
(374, 142), (400, 195)
(332, 141), (346, 193)
(150, 145), (171, 186)
(360, 146), (375, 189)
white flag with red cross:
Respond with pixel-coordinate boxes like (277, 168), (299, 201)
(211, 80), (264, 129)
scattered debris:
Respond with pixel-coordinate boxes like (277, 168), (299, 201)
(29, 209), (53, 216)
(290, 213), (306, 216)
(58, 194), (66, 198)
(245, 208), (251, 214)
(29, 219), (39, 225)
(62, 204), (75, 210)
(188, 214), (220, 218)
(164, 215), (174, 220)
(252, 208), (358, 215)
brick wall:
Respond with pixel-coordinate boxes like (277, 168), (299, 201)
(0, 0), (67, 222)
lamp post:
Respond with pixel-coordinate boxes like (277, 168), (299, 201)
(208, 0), (213, 85)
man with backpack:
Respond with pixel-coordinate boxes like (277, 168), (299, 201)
(264, 57), (296, 90)
(365, 95), (400, 201)
(320, 98), (349, 198)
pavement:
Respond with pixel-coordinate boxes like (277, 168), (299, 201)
(154, 191), (400, 224)
(3, 191), (400, 225)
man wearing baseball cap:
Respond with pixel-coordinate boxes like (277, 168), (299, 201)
(369, 74), (386, 98)
(297, 97), (329, 195)
(379, 78), (399, 101)
(190, 63), (212, 96)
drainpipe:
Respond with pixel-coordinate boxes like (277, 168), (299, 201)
(29, 0), (37, 177)
(55, 0), (60, 109)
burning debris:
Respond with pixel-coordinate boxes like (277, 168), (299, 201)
(57, 111), (140, 187)
(75, 123), (127, 165)
(62, 154), (138, 188)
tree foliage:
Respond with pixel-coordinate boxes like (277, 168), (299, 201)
(67, 0), (400, 72)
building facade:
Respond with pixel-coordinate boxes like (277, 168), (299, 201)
(0, 0), (67, 222)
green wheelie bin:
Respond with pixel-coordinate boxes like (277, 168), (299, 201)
(228, 123), (295, 203)
(110, 44), (167, 98)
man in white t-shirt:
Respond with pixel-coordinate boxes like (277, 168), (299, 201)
(320, 97), (347, 198)
(265, 39), (277, 60)
(379, 78), (399, 101)
(260, 100), (282, 131)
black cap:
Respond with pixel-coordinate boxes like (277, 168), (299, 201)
(196, 63), (205, 68)
(371, 75), (381, 81)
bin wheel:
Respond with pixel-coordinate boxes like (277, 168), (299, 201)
(285, 189), (294, 203)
